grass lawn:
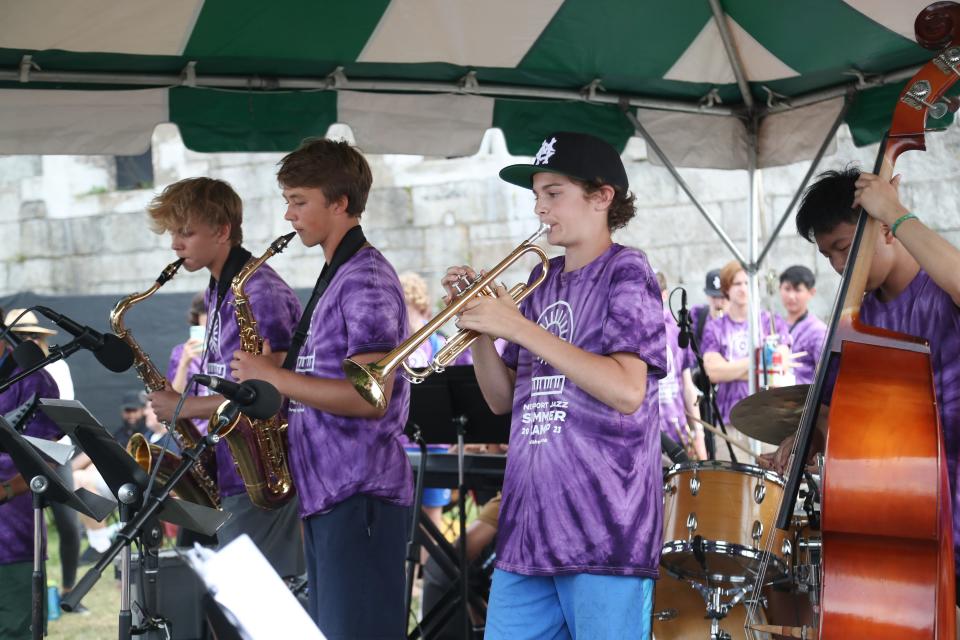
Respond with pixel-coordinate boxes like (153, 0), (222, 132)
(45, 521), (124, 639)
(41, 496), (475, 638)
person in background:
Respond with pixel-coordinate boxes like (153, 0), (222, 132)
(399, 272), (452, 532)
(655, 273), (707, 460)
(778, 265), (827, 385)
(0, 325), (61, 636)
(111, 390), (148, 448)
(5, 309), (83, 611)
(702, 260), (791, 459)
(690, 269), (727, 346)
(168, 292), (206, 393)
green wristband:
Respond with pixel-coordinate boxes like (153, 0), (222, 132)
(891, 212), (917, 237)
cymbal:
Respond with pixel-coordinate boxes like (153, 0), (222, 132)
(729, 385), (810, 445)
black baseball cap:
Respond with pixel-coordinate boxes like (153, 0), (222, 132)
(499, 131), (629, 192)
(704, 269), (723, 297)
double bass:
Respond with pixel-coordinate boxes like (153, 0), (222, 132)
(752, 3), (960, 638)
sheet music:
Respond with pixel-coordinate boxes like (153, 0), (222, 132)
(182, 535), (325, 640)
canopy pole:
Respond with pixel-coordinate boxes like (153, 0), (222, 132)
(746, 115), (760, 402)
(708, 0), (754, 111)
(755, 94), (852, 268)
(623, 107), (746, 265)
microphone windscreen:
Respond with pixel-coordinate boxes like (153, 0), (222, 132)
(678, 332), (689, 349)
(241, 379), (282, 420)
(95, 334), (135, 373)
(12, 342), (45, 370)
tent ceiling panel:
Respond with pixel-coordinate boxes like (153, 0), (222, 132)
(758, 97), (843, 169)
(0, 0), (951, 164)
(338, 91), (495, 156)
(357, 0), (564, 67)
(638, 109), (749, 171)
(0, 0), (203, 56)
(0, 88), (165, 155)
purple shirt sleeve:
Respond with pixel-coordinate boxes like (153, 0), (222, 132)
(601, 255), (667, 376)
(340, 274), (405, 356)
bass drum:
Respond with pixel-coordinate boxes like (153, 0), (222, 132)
(651, 572), (767, 639)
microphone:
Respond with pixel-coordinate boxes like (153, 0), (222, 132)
(33, 306), (134, 373)
(193, 375), (281, 420)
(677, 288), (690, 349)
(661, 432), (689, 464)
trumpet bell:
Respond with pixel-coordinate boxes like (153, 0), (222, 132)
(343, 358), (387, 411)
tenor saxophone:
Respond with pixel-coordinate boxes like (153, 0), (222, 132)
(111, 258), (220, 508)
(220, 232), (297, 509)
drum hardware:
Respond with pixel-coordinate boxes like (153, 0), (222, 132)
(751, 521), (763, 545)
(753, 480), (765, 504)
(653, 607), (679, 622)
(689, 578), (758, 640)
(689, 469), (700, 496)
(687, 513), (698, 538)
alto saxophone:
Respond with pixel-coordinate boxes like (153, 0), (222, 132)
(111, 258), (220, 508)
(220, 232), (297, 509)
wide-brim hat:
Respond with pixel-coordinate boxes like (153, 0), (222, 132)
(4, 309), (57, 336)
(499, 131), (628, 192)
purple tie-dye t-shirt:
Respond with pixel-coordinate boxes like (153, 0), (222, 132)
(0, 367), (61, 565)
(700, 311), (792, 423)
(286, 246), (413, 518)
(202, 262), (301, 498)
(498, 244), (667, 577)
(859, 270), (960, 575)
(660, 306), (689, 443)
(788, 312), (827, 385)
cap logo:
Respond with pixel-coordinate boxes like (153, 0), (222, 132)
(533, 137), (557, 166)
(712, 275), (720, 289)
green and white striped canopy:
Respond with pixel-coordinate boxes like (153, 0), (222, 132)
(0, 0), (949, 168)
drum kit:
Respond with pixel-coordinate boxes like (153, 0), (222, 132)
(654, 386), (820, 640)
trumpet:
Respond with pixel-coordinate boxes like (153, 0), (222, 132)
(343, 224), (551, 410)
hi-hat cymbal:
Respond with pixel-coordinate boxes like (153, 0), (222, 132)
(729, 385), (810, 445)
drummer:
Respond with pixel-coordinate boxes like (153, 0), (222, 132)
(701, 260), (791, 459)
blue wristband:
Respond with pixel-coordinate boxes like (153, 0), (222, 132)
(891, 212), (917, 237)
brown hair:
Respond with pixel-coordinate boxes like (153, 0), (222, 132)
(571, 177), (636, 231)
(277, 138), (372, 217)
(719, 259), (745, 296)
(147, 177), (243, 244)
(188, 291), (206, 326)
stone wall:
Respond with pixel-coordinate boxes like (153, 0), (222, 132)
(2, 122), (959, 325)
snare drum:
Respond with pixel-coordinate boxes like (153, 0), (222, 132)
(661, 461), (792, 583)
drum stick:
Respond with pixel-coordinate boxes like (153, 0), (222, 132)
(749, 624), (816, 639)
(684, 413), (756, 459)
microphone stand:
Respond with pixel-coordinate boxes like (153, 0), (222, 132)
(0, 340), (85, 393)
(61, 403), (239, 638)
(677, 294), (737, 463)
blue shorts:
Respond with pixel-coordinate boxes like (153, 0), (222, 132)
(406, 445), (452, 507)
(485, 569), (653, 640)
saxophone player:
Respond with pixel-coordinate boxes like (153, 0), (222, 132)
(230, 139), (412, 637)
(146, 177), (304, 578)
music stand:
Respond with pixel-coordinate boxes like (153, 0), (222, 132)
(40, 399), (229, 640)
(406, 366), (510, 640)
(0, 415), (115, 640)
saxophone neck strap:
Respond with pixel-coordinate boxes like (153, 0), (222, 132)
(282, 225), (368, 371)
